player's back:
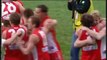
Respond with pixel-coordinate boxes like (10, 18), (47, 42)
(4, 25), (30, 60)
(2, 1), (21, 20)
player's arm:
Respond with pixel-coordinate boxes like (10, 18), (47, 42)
(47, 19), (57, 29)
(14, 1), (25, 14)
(44, 19), (57, 33)
(74, 29), (96, 47)
(2, 30), (22, 46)
(82, 26), (106, 40)
(74, 36), (96, 47)
(17, 34), (39, 55)
(97, 19), (106, 30)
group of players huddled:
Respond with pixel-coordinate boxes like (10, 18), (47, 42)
(1, 0), (106, 60)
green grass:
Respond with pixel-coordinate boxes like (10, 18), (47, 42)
(1, 0), (106, 60)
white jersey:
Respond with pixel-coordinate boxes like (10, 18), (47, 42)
(101, 36), (106, 59)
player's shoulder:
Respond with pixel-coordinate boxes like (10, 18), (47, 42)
(32, 28), (40, 34)
(32, 28), (43, 38)
(29, 33), (40, 44)
(91, 26), (99, 32)
(13, 1), (22, 6)
(19, 25), (27, 31)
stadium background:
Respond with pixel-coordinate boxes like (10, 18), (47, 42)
(1, 0), (106, 60)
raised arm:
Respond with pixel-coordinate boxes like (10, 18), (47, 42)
(14, 1), (25, 14)
(43, 19), (57, 33)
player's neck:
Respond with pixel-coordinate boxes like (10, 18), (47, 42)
(11, 24), (19, 27)
(32, 28), (37, 31)
(41, 14), (48, 20)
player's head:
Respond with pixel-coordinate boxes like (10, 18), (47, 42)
(2, 20), (11, 27)
(91, 10), (101, 25)
(9, 13), (21, 26)
(81, 13), (95, 28)
(22, 8), (34, 25)
(23, 8), (34, 19)
(27, 16), (40, 30)
(35, 5), (48, 18)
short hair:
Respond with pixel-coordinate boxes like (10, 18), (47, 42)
(81, 13), (95, 28)
(37, 5), (48, 12)
(2, 20), (10, 27)
(9, 12), (21, 25)
(23, 8), (34, 19)
(29, 16), (40, 28)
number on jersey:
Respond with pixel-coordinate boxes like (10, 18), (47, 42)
(2, 2), (16, 19)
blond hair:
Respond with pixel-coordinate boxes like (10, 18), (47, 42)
(91, 10), (101, 20)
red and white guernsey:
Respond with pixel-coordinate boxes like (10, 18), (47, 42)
(101, 36), (106, 60)
(39, 16), (63, 60)
(2, 1), (21, 21)
(4, 25), (31, 60)
(80, 26), (101, 60)
(32, 28), (50, 60)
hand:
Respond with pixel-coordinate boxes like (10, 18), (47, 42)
(75, 28), (82, 37)
(16, 40), (25, 47)
(44, 19), (57, 29)
(86, 36), (96, 45)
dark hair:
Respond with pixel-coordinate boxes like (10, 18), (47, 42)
(2, 20), (10, 27)
(12, 0), (18, 1)
(9, 13), (21, 25)
(23, 8), (34, 19)
(30, 16), (40, 28)
(37, 5), (48, 12)
(81, 13), (95, 28)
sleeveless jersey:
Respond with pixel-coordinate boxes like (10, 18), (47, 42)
(32, 28), (50, 60)
(2, 1), (21, 20)
(4, 25), (30, 60)
(39, 16), (63, 60)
